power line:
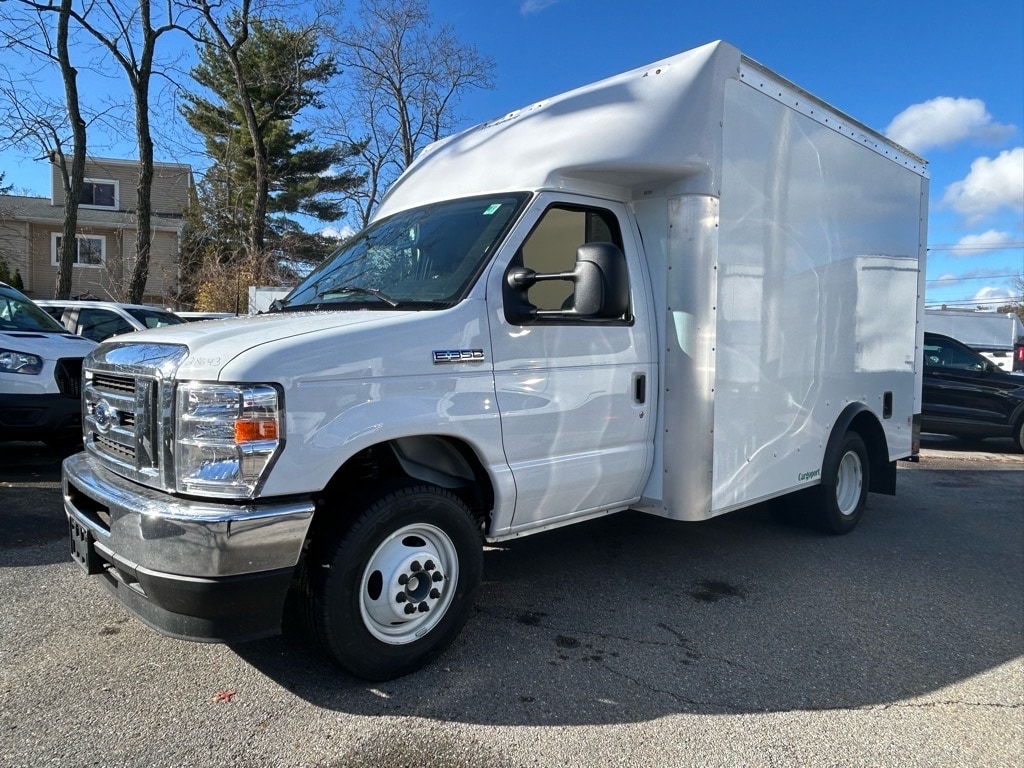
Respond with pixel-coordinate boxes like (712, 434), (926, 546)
(928, 242), (1024, 251)
(926, 273), (1022, 283)
(925, 297), (1024, 308)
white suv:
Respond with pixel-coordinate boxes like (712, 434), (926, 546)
(36, 300), (186, 342)
(0, 282), (97, 445)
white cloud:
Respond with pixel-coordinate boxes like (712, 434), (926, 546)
(884, 97), (1015, 154)
(321, 225), (356, 241)
(942, 147), (1024, 222)
(971, 285), (1014, 305)
(521, 0), (560, 16)
(953, 229), (1014, 256)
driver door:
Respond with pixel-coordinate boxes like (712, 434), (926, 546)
(486, 193), (656, 531)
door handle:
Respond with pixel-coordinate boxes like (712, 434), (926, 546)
(633, 373), (646, 404)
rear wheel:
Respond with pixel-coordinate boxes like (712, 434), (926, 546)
(302, 482), (482, 681)
(807, 432), (870, 535)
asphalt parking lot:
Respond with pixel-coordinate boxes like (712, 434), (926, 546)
(1, 437), (1021, 768)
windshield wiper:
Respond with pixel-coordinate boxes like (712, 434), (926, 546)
(315, 285), (400, 307)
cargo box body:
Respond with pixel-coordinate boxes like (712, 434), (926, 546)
(380, 40), (929, 521)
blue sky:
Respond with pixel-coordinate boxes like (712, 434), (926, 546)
(2, 0), (1022, 309)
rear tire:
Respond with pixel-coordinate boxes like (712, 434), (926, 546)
(806, 432), (870, 535)
(302, 482), (482, 681)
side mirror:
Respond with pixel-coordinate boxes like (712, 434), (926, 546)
(569, 242), (629, 318)
(505, 242), (629, 322)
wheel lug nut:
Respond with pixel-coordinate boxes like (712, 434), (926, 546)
(429, 588), (441, 599)
(411, 560), (422, 572)
(396, 593), (407, 603)
(431, 571), (443, 582)
(424, 560), (435, 571)
(418, 603), (430, 613)
(398, 574), (409, 585)
(404, 603), (416, 614)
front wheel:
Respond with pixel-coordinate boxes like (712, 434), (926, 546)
(303, 482), (483, 681)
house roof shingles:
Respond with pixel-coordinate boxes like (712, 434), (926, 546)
(0, 195), (185, 232)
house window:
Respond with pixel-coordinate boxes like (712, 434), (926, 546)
(51, 233), (106, 268)
(80, 179), (118, 209)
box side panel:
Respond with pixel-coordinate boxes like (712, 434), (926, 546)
(711, 77), (923, 513)
(639, 195), (719, 520)
(924, 310), (1023, 350)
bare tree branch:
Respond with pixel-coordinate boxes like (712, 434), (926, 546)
(320, 0), (495, 227)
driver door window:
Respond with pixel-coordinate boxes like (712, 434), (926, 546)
(520, 205), (624, 313)
(924, 339), (987, 371)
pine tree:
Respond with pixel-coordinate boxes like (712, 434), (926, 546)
(181, 13), (361, 284)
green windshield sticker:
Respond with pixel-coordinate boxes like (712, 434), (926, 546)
(483, 204), (502, 215)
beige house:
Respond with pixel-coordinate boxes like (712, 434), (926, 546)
(0, 156), (192, 303)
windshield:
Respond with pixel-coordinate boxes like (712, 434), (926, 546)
(125, 307), (186, 329)
(281, 194), (529, 310)
(0, 287), (69, 333)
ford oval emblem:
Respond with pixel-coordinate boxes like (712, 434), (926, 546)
(93, 400), (119, 433)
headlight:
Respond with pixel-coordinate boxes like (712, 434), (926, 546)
(175, 383), (282, 498)
(0, 349), (43, 375)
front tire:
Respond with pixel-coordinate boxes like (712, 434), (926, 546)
(303, 482), (482, 681)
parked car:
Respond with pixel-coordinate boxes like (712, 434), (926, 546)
(922, 331), (1024, 451)
(36, 299), (186, 342)
(924, 309), (1024, 372)
(0, 282), (97, 446)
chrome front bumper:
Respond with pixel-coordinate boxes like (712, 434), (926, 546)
(62, 452), (316, 642)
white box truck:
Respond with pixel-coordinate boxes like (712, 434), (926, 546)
(924, 308), (1024, 371)
(63, 41), (928, 680)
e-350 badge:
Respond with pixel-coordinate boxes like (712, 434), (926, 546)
(433, 349), (485, 364)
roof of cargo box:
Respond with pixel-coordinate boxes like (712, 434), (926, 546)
(374, 40), (926, 220)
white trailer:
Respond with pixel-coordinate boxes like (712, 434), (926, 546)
(924, 309), (1024, 371)
(64, 41), (928, 680)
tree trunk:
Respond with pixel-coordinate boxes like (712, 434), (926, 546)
(127, 82), (154, 304)
(55, 0), (86, 300)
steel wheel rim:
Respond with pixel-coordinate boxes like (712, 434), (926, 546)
(835, 450), (864, 517)
(359, 523), (459, 644)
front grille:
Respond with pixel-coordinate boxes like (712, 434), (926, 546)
(55, 358), (84, 398)
(92, 372), (135, 395)
(95, 433), (135, 462)
(81, 342), (189, 492)
(84, 375), (141, 467)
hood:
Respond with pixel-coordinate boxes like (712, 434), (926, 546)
(104, 310), (410, 380)
(0, 329), (97, 359)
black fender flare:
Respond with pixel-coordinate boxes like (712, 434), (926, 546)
(389, 436), (477, 490)
(825, 403), (896, 496)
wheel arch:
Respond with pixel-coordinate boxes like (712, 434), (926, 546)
(1011, 402), (1024, 451)
(307, 435), (495, 544)
(830, 403), (895, 495)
